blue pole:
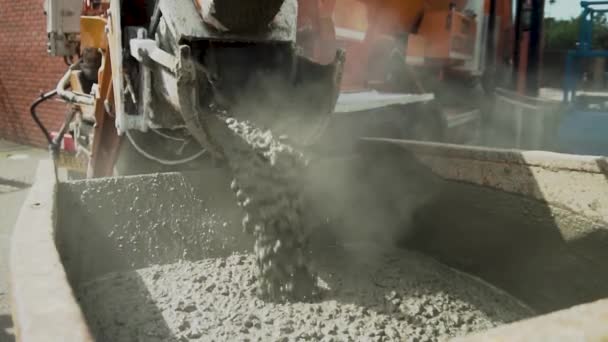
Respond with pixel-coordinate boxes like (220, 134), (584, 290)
(562, 1), (608, 103)
(564, 52), (575, 103)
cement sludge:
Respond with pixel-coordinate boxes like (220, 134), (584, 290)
(78, 246), (532, 342)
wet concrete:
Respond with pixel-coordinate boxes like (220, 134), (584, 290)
(57, 168), (250, 285)
(53, 142), (608, 341)
(56, 158), (533, 341)
(356, 139), (608, 313)
(78, 249), (532, 342)
(57, 157), (531, 342)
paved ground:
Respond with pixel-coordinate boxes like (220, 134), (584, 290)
(0, 139), (49, 342)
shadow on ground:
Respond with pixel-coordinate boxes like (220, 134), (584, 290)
(78, 274), (176, 342)
(0, 314), (15, 342)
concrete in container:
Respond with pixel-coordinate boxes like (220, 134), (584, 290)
(9, 139), (608, 341)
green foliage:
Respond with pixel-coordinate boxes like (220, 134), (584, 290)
(544, 14), (608, 50)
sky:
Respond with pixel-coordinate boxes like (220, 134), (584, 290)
(544, 1), (583, 19)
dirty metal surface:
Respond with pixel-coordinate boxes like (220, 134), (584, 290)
(358, 139), (608, 315)
(160, 0), (297, 43)
(363, 138), (608, 225)
(334, 91), (434, 113)
(9, 160), (93, 342)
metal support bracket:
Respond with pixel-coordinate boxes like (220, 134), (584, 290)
(129, 38), (179, 73)
(129, 37), (222, 158)
(174, 45), (224, 160)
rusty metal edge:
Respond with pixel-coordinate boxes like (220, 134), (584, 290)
(9, 160), (93, 342)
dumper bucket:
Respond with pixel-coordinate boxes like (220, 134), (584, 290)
(9, 140), (608, 341)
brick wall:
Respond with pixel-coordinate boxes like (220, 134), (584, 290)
(0, 0), (68, 147)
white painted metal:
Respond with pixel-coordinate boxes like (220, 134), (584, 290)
(335, 27), (366, 42)
(334, 91), (434, 113)
(44, 0), (82, 56)
(463, 0), (487, 75)
(108, 0), (131, 134)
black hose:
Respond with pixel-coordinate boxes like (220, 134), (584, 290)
(148, 2), (162, 38)
(30, 90), (58, 146)
(53, 109), (78, 145)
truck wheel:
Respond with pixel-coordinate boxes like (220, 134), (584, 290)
(213, 0), (286, 32)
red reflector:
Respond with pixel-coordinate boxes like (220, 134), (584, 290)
(50, 132), (77, 153)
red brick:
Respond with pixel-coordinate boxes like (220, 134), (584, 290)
(0, 0), (67, 147)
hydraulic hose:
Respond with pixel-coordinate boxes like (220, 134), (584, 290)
(30, 90), (58, 146)
(51, 109), (78, 152)
(126, 130), (206, 166)
(56, 62), (95, 106)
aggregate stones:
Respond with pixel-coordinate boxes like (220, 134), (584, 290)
(215, 116), (318, 301)
(77, 117), (531, 341)
(77, 245), (533, 342)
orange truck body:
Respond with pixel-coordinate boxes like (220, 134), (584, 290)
(298, 0), (513, 91)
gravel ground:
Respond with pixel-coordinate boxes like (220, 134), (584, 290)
(78, 245), (533, 342)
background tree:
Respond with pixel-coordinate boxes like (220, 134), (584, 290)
(541, 1), (608, 87)
(544, 12), (608, 50)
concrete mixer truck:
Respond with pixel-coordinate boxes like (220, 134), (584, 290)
(9, 1), (608, 341)
(36, 0), (345, 177)
(36, 0), (516, 177)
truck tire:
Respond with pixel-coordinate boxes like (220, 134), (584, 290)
(213, 0), (286, 32)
